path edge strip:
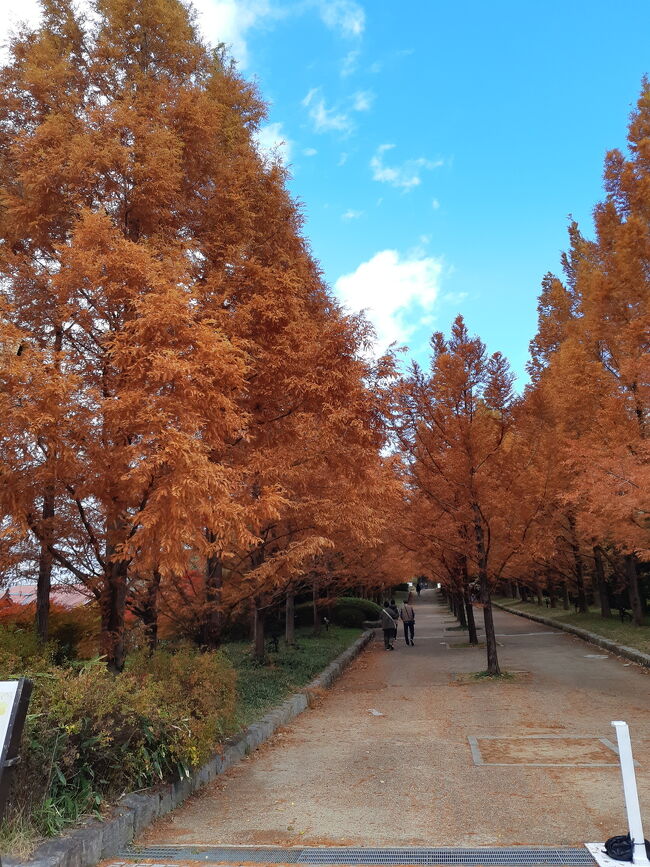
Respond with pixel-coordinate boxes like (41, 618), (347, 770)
(8, 630), (375, 867)
(492, 602), (650, 670)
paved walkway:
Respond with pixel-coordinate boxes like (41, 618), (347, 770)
(140, 591), (650, 847)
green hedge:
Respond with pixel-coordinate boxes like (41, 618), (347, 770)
(289, 596), (382, 629)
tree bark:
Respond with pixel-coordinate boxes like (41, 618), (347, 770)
(285, 591), (295, 645)
(101, 559), (128, 673)
(624, 554), (644, 626)
(593, 546), (611, 618)
(563, 583), (570, 610)
(464, 590), (478, 645)
(548, 574), (557, 608)
(568, 513), (588, 613)
(140, 569), (161, 653)
(253, 605), (266, 662)
(472, 506), (500, 675)
(199, 534), (223, 649)
(36, 486), (55, 643)
(456, 591), (467, 627)
(312, 578), (321, 636)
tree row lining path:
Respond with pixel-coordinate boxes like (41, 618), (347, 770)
(138, 591), (650, 848)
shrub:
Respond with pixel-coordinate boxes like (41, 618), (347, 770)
(4, 646), (237, 838)
(392, 582), (411, 592)
(330, 597), (383, 628)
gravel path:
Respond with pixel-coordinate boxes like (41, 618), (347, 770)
(140, 591), (650, 847)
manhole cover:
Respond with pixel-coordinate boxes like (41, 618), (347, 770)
(468, 735), (621, 766)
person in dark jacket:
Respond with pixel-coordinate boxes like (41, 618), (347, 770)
(387, 598), (399, 645)
(380, 602), (397, 650)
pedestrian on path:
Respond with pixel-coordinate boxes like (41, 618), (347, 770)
(381, 601), (397, 650)
(416, 579), (422, 597)
(387, 598), (399, 645)
(400, 596), (415, 645)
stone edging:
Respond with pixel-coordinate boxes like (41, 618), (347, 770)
(9, 630), (374, 867)
(493, 602), (650, 670)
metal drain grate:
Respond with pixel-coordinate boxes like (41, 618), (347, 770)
(298, 850), (594, 865)
(119, 845), (595, 865)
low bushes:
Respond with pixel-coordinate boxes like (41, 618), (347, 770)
(330, 597), (383, 627)
(0, 631), (236, 840)
(290, 596), (382, 629)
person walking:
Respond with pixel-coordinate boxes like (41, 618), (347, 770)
(416, 579), (422, 598)
(400, 596), (416, 645)
(387, 598), (399, 645)
(381, 602), (397, 650)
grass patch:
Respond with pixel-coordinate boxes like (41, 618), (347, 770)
(452, 670), (528, 684)
(472, 669), (516, 680)
(223, 626), (360, 728)
(494, 598), (650, 655)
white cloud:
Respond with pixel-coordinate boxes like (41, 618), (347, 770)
(341, 209), (363, 220)
(319, 0), (365, 37)
(335, 249), (443, 351)
(254, 121), (292, 164)
(192, 0), (280, 68)
(341, 49), (360, 77)
(338, 152), (349, 166)
(352, 90), (374, 112)
(370, 144), (443, 191)
(303, 147), (318, 156)
(432, 198), (440, 210)
(302, 87), (352, 134)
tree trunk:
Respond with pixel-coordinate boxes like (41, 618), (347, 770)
(472, 506), (500, 675)
(140, 569), (161, 653)
(548, 575), (557, 608)
(563, 583), (570, 610)
(36, 486), (55, 643)
(480, 578), (500, 676)
(253, 605), (266, 662)
(568, 513), (588, 613)
(285, 591), (295, 645)
(624, 554), (644, 626)
(456, 592), (467, 627)
(199, 535), (223, 649)
(464, 591), (478, 645)
(593, 546), (611, 618)
(101, 560), (128, 673)
(36, 326), (62, 643)
(312, 578), (321, 636)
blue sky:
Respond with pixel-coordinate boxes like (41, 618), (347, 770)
(4, 0), (650, 387)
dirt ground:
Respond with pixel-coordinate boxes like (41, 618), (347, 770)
(140, 591), (650, 847)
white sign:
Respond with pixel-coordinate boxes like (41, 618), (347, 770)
(0, 681), (19, 762)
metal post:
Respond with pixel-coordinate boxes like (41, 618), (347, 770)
(0, 679), (33, 867)
(612, 721), (650, 866)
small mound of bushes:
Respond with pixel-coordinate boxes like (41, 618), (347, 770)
(0, 629), (236, 838)
(290, 596), (383, 629)
(330, 597), (383, 628)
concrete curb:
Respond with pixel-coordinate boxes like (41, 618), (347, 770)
(493, 602), (650, 670)
(8, 630), (374, 867)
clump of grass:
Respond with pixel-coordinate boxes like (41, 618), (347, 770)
(472, 669), (516, 681)
(0, 813), (40, 859)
